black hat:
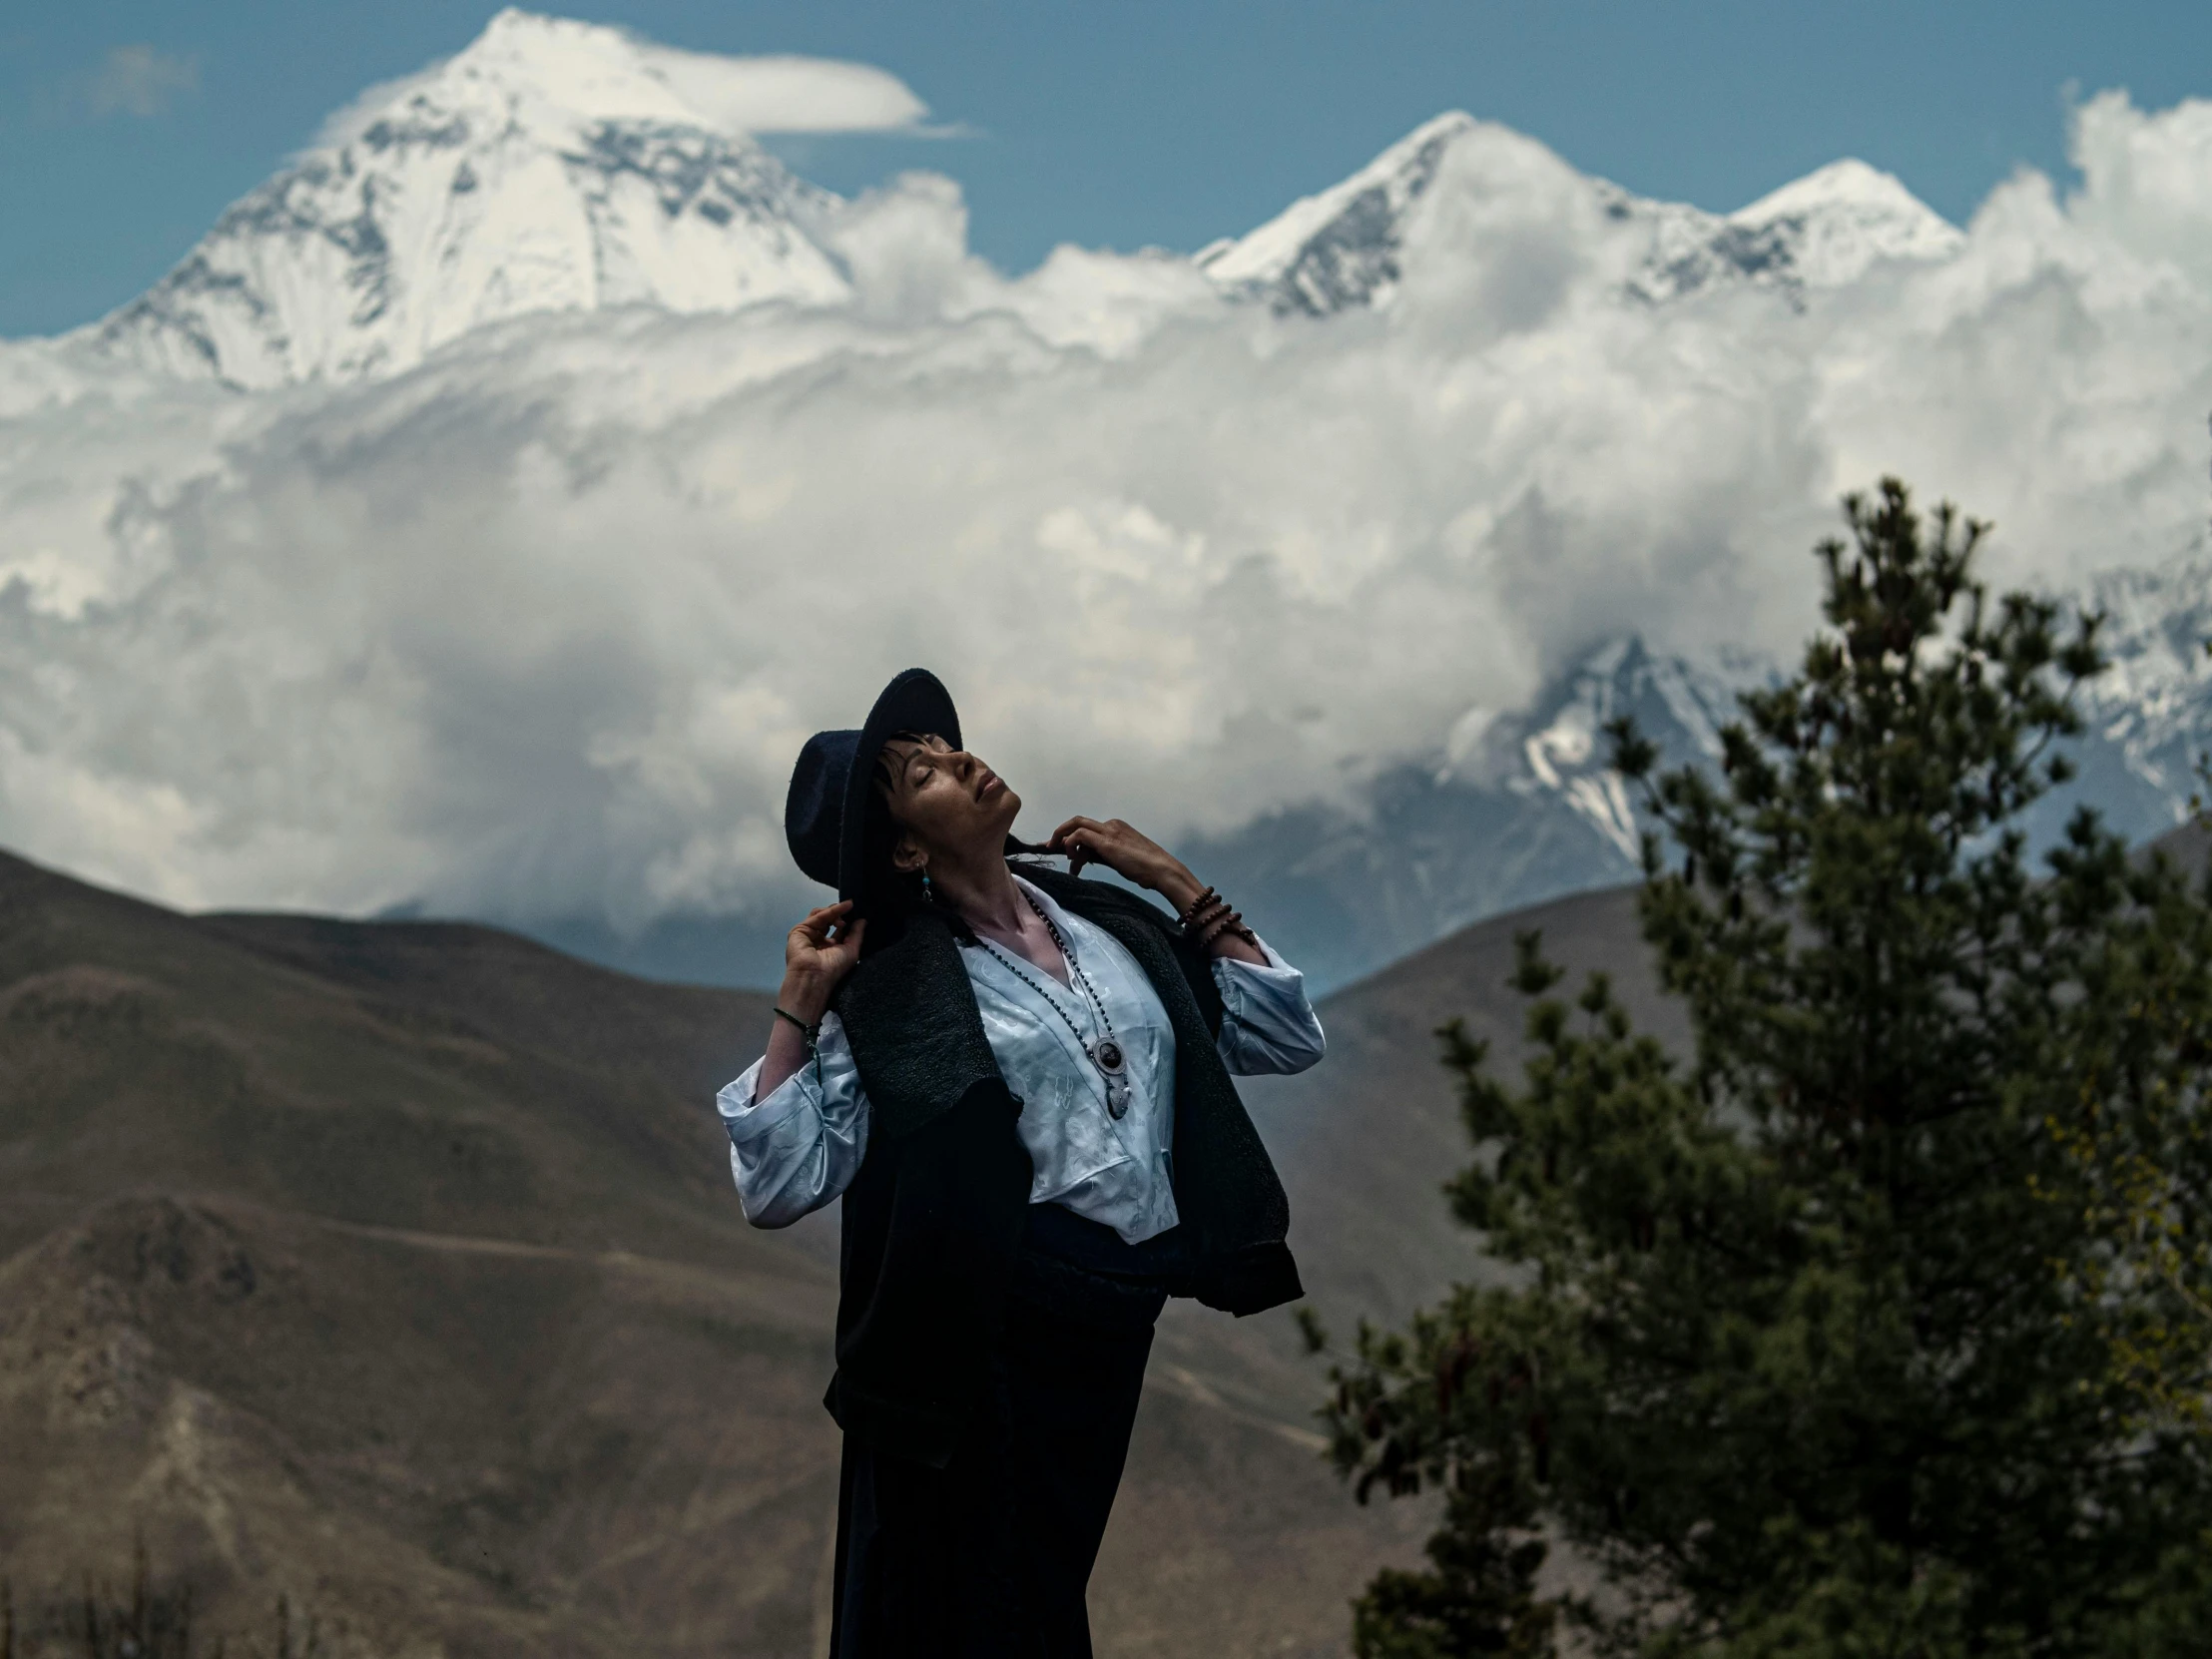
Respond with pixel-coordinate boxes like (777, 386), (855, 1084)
(784, 668), (963, 908)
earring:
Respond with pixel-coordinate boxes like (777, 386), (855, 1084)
(920, 868), (935, 902)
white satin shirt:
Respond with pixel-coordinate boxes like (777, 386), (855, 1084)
(717, 874), (1326, 1243)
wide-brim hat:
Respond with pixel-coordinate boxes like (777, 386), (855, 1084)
(784, 667), (963, 910)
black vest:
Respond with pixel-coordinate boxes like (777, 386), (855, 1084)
(823, 867), (1304, 1466)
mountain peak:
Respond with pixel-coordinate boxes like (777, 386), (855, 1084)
(1724, 158), (1962, 286)
(342, 10), (740, 148)
(386, 10), (701, 131)
(86, 12), (854, 388)
(1197, 110), (1482, 312)
(321, 10), (929, 164)
(1201, 116), (1970, 319)
(1734, 158), (1940, 225)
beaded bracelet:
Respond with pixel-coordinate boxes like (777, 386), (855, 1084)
(1197, 906), (1248, 948)
(1179, 886), (1259, 951)
(1176, 885), (1221, 929)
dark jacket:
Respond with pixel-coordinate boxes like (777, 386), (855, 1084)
(824, 866), (1304, 1466)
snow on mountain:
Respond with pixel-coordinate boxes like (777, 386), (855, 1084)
(2069, 555), (2212, 829)
(1634, 159), (1967, 303)
(87, 11), (855, 388)
(1729, 160), (1966, 285)
(64, 42), (1972, 391)
(1479, 637), (1745, 854)
(1189, 638), (1761, 989)
(1196, 112), (1475, 314)
(1481, 590), (2212, 903)
(1200, 116), (1964, 316)
(1214, 582), (2212, 992)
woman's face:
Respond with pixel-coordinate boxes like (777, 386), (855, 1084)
(878, 734), (1022, 871)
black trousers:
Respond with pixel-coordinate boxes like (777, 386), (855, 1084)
(830, 1251), (1168, 1658)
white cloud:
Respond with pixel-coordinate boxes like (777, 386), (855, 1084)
(5, 93), (2212, 937)
(637, 45), (930, 135)
(86, 45), (199, 119)
(313, 14), (932, 152)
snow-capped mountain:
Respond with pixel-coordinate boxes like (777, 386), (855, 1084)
(91, 11), (852, 388)
(1691, 161), (1963, 291)
(78, 53), (1975, 392)
(1198, 113), (1963, 316)
(2069, 557), (2212, 831)
(1196, 112), (1474, 315)
(1199, 567), (2212, 991)
(1186, 638), (1759, 988)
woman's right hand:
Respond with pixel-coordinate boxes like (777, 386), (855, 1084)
(781, 900), (865, 1019)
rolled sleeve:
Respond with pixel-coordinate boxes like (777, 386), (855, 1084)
(714, 1011), (870, 1228)
(1212, 936), (1327, 1076)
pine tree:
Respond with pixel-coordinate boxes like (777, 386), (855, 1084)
(1328, 480), (2212, 1656)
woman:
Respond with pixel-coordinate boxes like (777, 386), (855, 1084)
(716, 668), (1325, 1657)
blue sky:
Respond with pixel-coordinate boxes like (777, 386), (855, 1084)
(4, 0), (2210, 338)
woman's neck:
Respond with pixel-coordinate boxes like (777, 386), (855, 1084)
(934, 848), (1071, 982)
(931, 847), (1024, 938)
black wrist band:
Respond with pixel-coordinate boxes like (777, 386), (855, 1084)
(774, 1005), (826, 1091)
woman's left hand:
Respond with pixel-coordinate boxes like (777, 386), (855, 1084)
(1046, 817), (1202, 912)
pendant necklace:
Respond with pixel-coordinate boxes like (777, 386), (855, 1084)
(967, 894), (1133, 1120)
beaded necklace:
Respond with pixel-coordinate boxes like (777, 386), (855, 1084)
(965, 891), (1133, 1120)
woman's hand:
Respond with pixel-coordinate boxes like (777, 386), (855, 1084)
(754, 900), (866, 1103)
(1048, 816), (1267, 965)
(1046, 817), (1204, 914)
(781, 900), (865, 1021)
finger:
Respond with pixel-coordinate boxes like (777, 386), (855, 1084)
(1049, 816), (1108, 849)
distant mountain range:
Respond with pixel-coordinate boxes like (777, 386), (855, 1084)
(1197, 111), (1963, 318)
(4, 8), (2207, 995)
(70, 17), (1968, 391)
(77, 16), (1974, 395)
(1201, 567), (2212, 989)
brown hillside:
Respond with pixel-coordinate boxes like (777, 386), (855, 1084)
(1176, 880), (1684, 1424)
(2, 849), (1499, 1658)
